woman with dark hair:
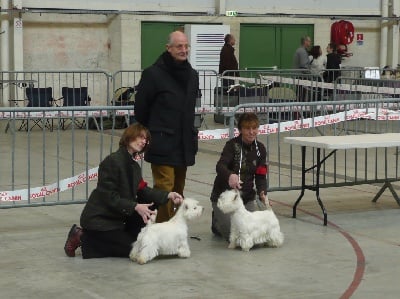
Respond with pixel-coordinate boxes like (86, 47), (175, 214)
(210, 113), (269, 240)
(325, 43), (341, 83)
(308, 45), (326, 76)
(63, 123), (183, 259)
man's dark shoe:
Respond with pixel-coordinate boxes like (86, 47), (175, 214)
(64, 224), (83, 257)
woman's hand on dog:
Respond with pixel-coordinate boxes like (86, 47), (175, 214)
(168, 192), (183, 205)
(228, 174), (242, 190)
(135, 203), (156, 223)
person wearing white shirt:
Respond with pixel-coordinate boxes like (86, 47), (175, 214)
(308, 45), (326, 76)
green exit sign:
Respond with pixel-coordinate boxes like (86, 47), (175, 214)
(225, 11), (238, 17)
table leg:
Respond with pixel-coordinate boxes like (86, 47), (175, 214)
(372, 181), (400, 205)
(315, 148), (328, 226)
(293, 146), (306, 219)
(292, 146), (328, 226)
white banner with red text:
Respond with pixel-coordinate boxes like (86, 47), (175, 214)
(1, 108), (400, 202)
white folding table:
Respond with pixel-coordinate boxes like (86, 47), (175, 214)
(285, 133), (400, 225)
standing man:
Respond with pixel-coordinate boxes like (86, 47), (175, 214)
(293, 36), (312, 70)
(134, 31), (199, 223)
(219, 34), (239, 88)
(293, 35), (312, 101)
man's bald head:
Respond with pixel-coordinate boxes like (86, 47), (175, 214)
(166, 31), (190, 63)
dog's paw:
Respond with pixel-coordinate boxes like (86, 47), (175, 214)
(177, 245), (191, 258)
(227, 242), (236, 249)
(129, 251), (137, 262)
(136, 256), (147, 265)
(178, 252), (191, 258)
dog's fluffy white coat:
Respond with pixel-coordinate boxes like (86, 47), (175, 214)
(129, 198), (203, 264)
(217, 189), (284, 251)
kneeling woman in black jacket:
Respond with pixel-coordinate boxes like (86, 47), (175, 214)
(64, 123), (183, 259)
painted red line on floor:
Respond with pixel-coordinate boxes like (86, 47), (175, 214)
(274, 200), (365, 299)
(185, 177), (366, 298)
(329, 221), (365, 299)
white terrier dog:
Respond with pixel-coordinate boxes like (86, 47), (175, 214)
(129, 198), (203, 264)
(217, 189), (284, 251)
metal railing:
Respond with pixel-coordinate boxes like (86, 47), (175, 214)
(1, 68), (400, 208)
(224, 98), (400, 194)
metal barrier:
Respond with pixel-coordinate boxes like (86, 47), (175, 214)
(111, 69), (219, 108)
(215, 69), (329, 124)
(1, 98), (400, 208)
(224, 98), (400, 197)
(0, 70), (111, 107)
(1, 69), (400, 208)
(111, 69), (219, 128)
(0, 105), (125, 208)
(334, 77), (400, 101)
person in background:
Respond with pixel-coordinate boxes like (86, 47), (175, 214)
(293, 36), (312, 101)
(381, 65), (395, 79)
(309, 45), (326, 76)
(324, 43), (341, 83)
(210, 113), (269, 240)
(293, 36), (312, 70)
(219, 33), (239, 89)
(63, 123), (184, 259)
(134, 30), (199, 223)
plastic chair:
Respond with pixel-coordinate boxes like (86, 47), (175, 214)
(61, 87), (91, 129)
(19, 87), (54, 131)
(111, 86), (136, 129)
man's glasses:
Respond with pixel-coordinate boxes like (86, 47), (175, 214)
(171, 44), (190, 50)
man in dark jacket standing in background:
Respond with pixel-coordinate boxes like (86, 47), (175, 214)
(219, 34), (239, 88)
(134, 30), (199, 223)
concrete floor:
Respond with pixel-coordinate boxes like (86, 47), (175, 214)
(1, 117), (400, 299)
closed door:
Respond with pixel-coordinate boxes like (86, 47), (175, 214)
(240, 24), (314, 69)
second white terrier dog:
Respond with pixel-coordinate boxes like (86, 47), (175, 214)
(217, 189), (284, 251)
(129, 198), (203, 264)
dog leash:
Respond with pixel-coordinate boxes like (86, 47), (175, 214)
(238, 138), (260, 181)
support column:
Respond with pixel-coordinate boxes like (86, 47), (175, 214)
(13, 0), (23, 71)
(392, 0), (400, 68)
(216, 0), (226, 15)
(380, 0), (389, 68)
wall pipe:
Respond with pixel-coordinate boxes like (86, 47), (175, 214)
(1, 0), (10, 107)
(0, 7), (400, 20)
